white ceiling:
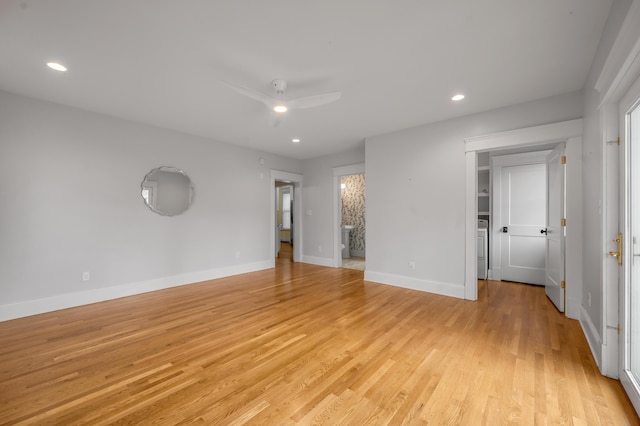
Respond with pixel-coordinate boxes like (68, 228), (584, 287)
(0, 0), (612, 160)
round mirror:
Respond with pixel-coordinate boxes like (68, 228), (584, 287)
(141, 166), (194, 216)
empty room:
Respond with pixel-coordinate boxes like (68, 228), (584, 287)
(2, 0), (640, 424)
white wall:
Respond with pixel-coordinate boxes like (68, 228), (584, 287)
(0, 91), (301, 320)
(365, 92), (583, 297)
(301, 148), (365, 266)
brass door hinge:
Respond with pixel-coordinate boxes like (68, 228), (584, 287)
(561, 218), (566, 226)
(560, 281), (566, 289)
(618, 324), (621, 334)
(618, 137), (621, 146)
(561, 155), (567, 165)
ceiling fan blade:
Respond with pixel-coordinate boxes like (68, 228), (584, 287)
(268, 115), (282, 127)
(288, 92), (341, 109)
(223, 81), (274, 108)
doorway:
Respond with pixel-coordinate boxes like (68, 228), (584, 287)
(491, 150), (551, 286)
(340, 174), (366, 270)
(275, 182), (293, 261)
(333, 163), (366, 268)
(270, 170), (303, 265)
(464, 119), (583, 317)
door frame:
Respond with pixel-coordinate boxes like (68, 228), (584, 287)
(270, 170), (303, 264)
(594, 0), (640, 380)
(618, 72), (640, 412)
(464, 119), (583, 319)
(333, 163), (365, 268)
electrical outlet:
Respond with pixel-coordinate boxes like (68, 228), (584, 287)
(82, 271), (90, 281)
(587, 292), (592, 307)
(318, 245), (322, 253)
(235, 251), (241, 259)
(409, 261), (415, 270)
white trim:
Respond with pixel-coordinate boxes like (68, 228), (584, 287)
(271, 170), (304, 183)
(603, 325), (620, 379)
(333, 163), (366, 268)
(581, 304), (603, 370)
(464, 119), (583, 152)
(271, 170), (303, 262)
(301, 255), (334, 268)
(0, 261), (273, 322)
(595, 1), (640, 385)
(616, 67), (640, 405)
(464, 120), (583, 306)
(621, 370), (640, 415)
(564, 137), (583, 320)
(596, 0), (640, 105)
(601, 103), (621, 380)
(333, 163), (366, 177)
(365, 271), (465, 299)
(465, 152), (477, 300)
(491, 150), (550, 166)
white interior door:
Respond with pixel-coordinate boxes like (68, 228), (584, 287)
(544, 144), (566, 312)
(500, 163), (546, 285)
(620, 78), (640, 413)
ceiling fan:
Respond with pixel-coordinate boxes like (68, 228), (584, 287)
(224, 79), (341, 126)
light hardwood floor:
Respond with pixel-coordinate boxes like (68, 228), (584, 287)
(1, 258), (638, 424)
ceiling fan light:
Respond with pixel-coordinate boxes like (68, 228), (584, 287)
(273, 105), (288, 113)
(451, 94), (465, 101)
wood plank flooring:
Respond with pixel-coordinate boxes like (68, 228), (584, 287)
(0, 257), (638, 424)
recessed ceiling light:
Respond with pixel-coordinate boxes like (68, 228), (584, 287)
(274, 105), (288, 113)
(292, 138), (301, 143)
(451, 94), (465, 101)
(46, 62), (67, 72)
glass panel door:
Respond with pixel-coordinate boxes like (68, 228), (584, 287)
(621, 83), (640, 414)
(629, 100), (640, 383)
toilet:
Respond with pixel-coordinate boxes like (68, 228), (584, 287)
(341, 225), (355, 258)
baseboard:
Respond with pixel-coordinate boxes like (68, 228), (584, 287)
(350, 249), (365, 257)
(0, 260), (273, 322)
(565, 296), (580, 320)
(602, 325), (620, 379)
(301, 255), (334, 268)
(364, 271), (465, 299)
(580, 304), (603, 371)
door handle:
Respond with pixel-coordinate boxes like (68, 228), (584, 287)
(540, 228), (548, 235)
(609, 233), (623, 266)
(502, 226), (508, 233)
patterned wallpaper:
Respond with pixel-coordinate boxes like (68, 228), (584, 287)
(341, 174), (366, 255)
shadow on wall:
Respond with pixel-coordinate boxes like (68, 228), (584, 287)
(341, 174), (365, 257)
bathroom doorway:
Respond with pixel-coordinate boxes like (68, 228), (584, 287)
(340, 175), (365, 270)
(333, 163), (366, 270)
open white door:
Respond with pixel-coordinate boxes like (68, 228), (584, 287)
(544, 144), (566, 312)
(499, 163), (546, 285)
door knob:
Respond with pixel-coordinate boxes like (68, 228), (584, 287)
(502, 226), (508, 233)
(540, 228), (548, 235)
(609, 233), (623, 266)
